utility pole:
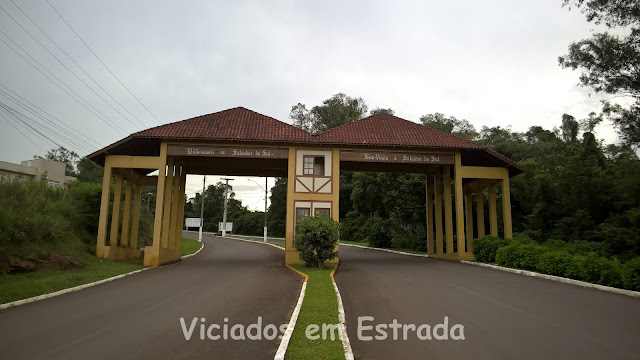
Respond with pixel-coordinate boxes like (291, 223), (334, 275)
(199, 175), (206, 242)
(221, 178), (234, 237)
(264, 177), (268, 242)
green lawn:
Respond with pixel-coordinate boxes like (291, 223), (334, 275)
(286, 264), (345, 360)
(269, 242), (285, 248)
(181, 238), (203, 256)
(0, 237), (203, 305)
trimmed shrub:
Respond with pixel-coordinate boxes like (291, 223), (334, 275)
(599, 259), (623, 288)
(495, 243), (545, 270)
(622, 257), (640, 291)
(473, 236), (511, 262)
(537, 250), (572, 276)
(294, 216), (339, 267)
(495, 244), (519, 268)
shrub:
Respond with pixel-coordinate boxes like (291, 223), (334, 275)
(622, 257), (640, 291)
(294, 216), (339, 267)
(599, 259), (623, 288)
(473, 236), (511, 262)
(495, 244), (519, 268)
(537, 251), (572, 276)
(495, 243), (545, 270)
(368, 228), (392, 248)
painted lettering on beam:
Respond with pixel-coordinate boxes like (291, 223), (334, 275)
(168, 145), (288, 159)
(342, 150), (454, 164)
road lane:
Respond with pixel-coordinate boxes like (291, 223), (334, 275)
(335, 245), (640, 360)
(0, 232), (302, 360)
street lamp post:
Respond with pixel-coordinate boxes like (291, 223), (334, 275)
(248, 177), (268, 242)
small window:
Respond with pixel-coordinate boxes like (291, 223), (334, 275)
(315, 208), (330, 217)
(296, 208), (310, 223)
(303, 156), (325, 175)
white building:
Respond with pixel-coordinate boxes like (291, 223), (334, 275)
(0, 158), (76, 188)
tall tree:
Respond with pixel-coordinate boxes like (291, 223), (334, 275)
(559, 0), (640, 146)
(76, 157), (103, 183)
(38, 146), (79, 176)
(420, 113), (479, 140)
(290, 93), (368, 134)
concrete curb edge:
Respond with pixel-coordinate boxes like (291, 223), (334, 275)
(461, 260), (640, 298)
(340, 243), (429, 258)
(274, 266), (308, 360)
(330, 264), (355, 360)
(0, 241), (206, 310)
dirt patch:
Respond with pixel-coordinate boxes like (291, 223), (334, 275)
(3, 251), (84, 274)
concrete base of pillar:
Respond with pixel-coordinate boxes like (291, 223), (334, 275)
(143, 246), (181, 266)
(430, 252), (475, 261)
(97, 245), (142, 261)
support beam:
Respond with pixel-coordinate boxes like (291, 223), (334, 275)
(425, 173), (434, 255)
(465, 191), (473, 253)
(96, 158), (113, 256)
(169, 165), (182, 250)
(443, 165), (454, 253)
(109, 175), (123, 247)
(161, 160), (175, 249)
(129, 183), (143, 249)
(454, 155), (465, 254)
(120, 180), (133, 248)
(434, 167), (443, 254)
(148, 143), (168, 266)
(285, 147), (297, 263)
(476, 191), (485, 238)
(173, 165), (187, 251)
(488, 185), (498, 237)
(501, 177), (513, 238)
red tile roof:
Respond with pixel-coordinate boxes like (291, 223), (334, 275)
(132, 107), (311, 142)
(313, 113), (484, 149)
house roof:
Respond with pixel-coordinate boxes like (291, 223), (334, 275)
(87, 107), (523, 176)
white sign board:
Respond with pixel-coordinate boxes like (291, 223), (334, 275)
(185, 218), (202, 228)
(218, 222), (233, 233)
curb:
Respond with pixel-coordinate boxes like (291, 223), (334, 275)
(0, 242), (205, 310)
(330, 264), (355, 360)
(461, 260), (640, 298)
(340, 243), (429, 258)
(275, 266), (308, 360)
(224, 235), (285, 251)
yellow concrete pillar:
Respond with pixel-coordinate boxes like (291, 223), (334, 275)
(173, 165), (187, 251)
(488, 185), (498, 237)
(161, 160), (175, 249)
(96, 157), (113, 257)
(285, 147), (297, 264)
(443, 165), (454, 253)
(109, 175), (123, 247)
(434, 167), (443, 254)
(476, 191), (485, 238)
(453, 155), (465, 254)
(169, 165), (181, 250)
(425, 172), (434, 255)
(501, 176), (513, 239)
(129, 183), (143, 250)
(147, 143), (168, 266)
(465, 192), (473, 253)
(120, 180), (133, 248)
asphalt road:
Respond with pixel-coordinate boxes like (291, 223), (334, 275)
(335, 245), (640, 360)
(224, 234), (285, 246)
(0, 231), (301, 360)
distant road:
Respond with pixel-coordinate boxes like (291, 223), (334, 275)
(0, 232), (301, 360)
(224, 234), (285, 246)
(336, 245), (640, 360)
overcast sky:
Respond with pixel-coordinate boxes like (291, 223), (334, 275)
(0, 0), (617, 211)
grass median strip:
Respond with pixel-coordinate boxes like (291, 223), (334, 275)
(0, 237), (202, 305)
(286, 264), (345, 360)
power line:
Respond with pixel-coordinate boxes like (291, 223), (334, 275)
(0, 32), (127, 136)
(0, 106), (47, 153)
(0, 82), (102, 149)
(0, 103), (60, 149)
(10, 0), (150, 129)
(45, 0), (163, 126)
(0, 3), (142, 131)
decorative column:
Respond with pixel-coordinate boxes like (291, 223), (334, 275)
(488, 185), (498, 237)
(434, 167), (443, 254)
(476, 191), (485, 238)
(425, 172), (434, 255)
(443, 165), (454, 253)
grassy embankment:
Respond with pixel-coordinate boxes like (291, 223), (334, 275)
(0, 238), (202, 304)
(285, 264), (345, 360)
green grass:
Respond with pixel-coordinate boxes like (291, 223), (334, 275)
(181, 238), (203, 256)
(269, 242), (285, 248)
(286, 264), (345, 360)
(0, 238), (203, 304)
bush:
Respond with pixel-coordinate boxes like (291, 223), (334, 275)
(495, 243), (544, 270)
(537, 251), (572, 276)
(622, 257), (640, 290)
(473, 236), (511, 262)
(368, 228), (392, 248)
(294, 216), (339, 267)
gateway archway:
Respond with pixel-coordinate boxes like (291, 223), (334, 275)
(87, 107), (523, 266)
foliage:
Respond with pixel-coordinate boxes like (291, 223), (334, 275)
(495, 242), (545, 270)
(622, 257), (640, 290)
(290, 93), (368, 134)
(267, 178), (287, 237)
(367, 225), (392, 248)
(537, 250), (573, 276)
(183, 181), (244, 232)
(420, 113), (479, 140)
(233, 210), (265, 236)
(38, 146), (79, 176)
(559, 0), (640, 146)
(294, 216), (339, 267)
(473, 236), (512, 262)
(75, 157), (104, 183)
